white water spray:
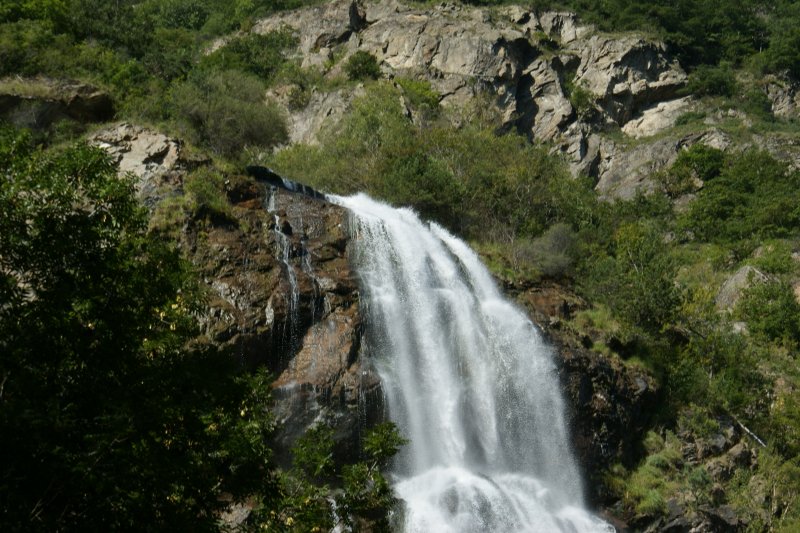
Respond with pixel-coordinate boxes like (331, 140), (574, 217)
(334, 194), (612, 533)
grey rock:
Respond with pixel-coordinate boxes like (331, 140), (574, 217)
(90, 123), (209, 208)
(715, 265), (769, 312)
(765, 76), (800, 119)
(622, 96), (694, 138)
(595, 136), (681, 199)
(240, 0), (685, 176)
(570, 35), (686, 125)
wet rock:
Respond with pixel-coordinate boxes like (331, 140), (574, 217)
(513, 283), (659, 504)
(190, 185), (382, 465)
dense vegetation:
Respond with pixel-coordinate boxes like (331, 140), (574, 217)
(3, 0), (800, 531)
(0, 125), (403, 530)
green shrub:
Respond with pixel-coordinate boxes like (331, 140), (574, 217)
(396, 77), (440, 110)
(344, 51), (381, 80)
(661, 144), (724, 197)
(200, 28), (296, 79)
(528, 223), (578, 278)
(675, 111), (707, 126)
(685, 63), (737, 97)
(148, 194), (190, 239)
(680, 149), (800, 243)
(184, 168), (235, 223)
(741, 87), (774, 121)
(568, 83), (594, 119)
(170, 70), (288, 158)
(581, 220), (678, 334)
(737, 280), (800, 346)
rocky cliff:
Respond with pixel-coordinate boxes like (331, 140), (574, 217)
(245, 0), (800, 201)
(90, 123), (657, 504)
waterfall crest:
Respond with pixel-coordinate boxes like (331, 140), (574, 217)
(334, 194), (612, 533)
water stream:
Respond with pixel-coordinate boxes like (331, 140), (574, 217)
(334, 194), (612, 533)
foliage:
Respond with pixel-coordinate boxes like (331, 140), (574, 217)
(528, 222), (578, 278)
(396, 77), (441, 112)
(169, 70), (288, 158)
(184, 167), (236, 224)
(251, 422), (406, 532)
(0, 126), (276, 529)
(685, 63), (737, 97)
(272, 83), (584, 243)
(344, 51), (382, 81)
(201, 28), (297, 79)
(674, 111), (707, 126)
(737, 280), (800, 346)
(680, 149), (800, 243)
(581, 220), (678, 334)
(660, 144), (724, 197)
(563, 77), (595, 119)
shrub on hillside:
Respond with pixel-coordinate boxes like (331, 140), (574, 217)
(170, 70), (287, 158)
(344, 51), (381, 80)
(661, 144), (724, 197)
(529, 223), (578, 278)
(737, 280), (800, 346)
(685, 63), (737, 97)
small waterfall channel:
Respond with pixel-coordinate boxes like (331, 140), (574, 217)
(333, 194), (612, 533)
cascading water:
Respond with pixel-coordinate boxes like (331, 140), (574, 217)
(333, 194), (613, 533)
(266, 186), (300, 354)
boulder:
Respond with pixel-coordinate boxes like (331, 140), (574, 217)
(715, 265), (769, 312)
(90, 123), (208, 208)
(622, 97), (693, 138)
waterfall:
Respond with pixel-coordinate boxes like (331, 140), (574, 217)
(333, 194), (612, 533)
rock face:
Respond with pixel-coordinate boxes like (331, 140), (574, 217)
(90, 123), (207, 208)
(766, 76), (800, 119)
(246, 0), (687, 195)
(0, 77), (113, 130)
(91, 125), (383, 465)
(513, 283), (659, 504)
(716, 265), (769, 312)
(192, 182), (383, 465)
(95, 124), (659, 502)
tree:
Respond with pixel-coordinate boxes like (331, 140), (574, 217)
(0, 125), (275, 530)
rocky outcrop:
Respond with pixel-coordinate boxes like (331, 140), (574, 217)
(243, 0), (686, 190)
(511, 283), (659, 505)
(622, 97), (693, 138)
(765, 76), (800, 119)
(192, 181), (382, 465)
(267, 85), (365, 145)
(0, 77), (113, 130)
(90, 123), (209, 208)
(91, 126), (383, 465)
(716, 265), (769, 312)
